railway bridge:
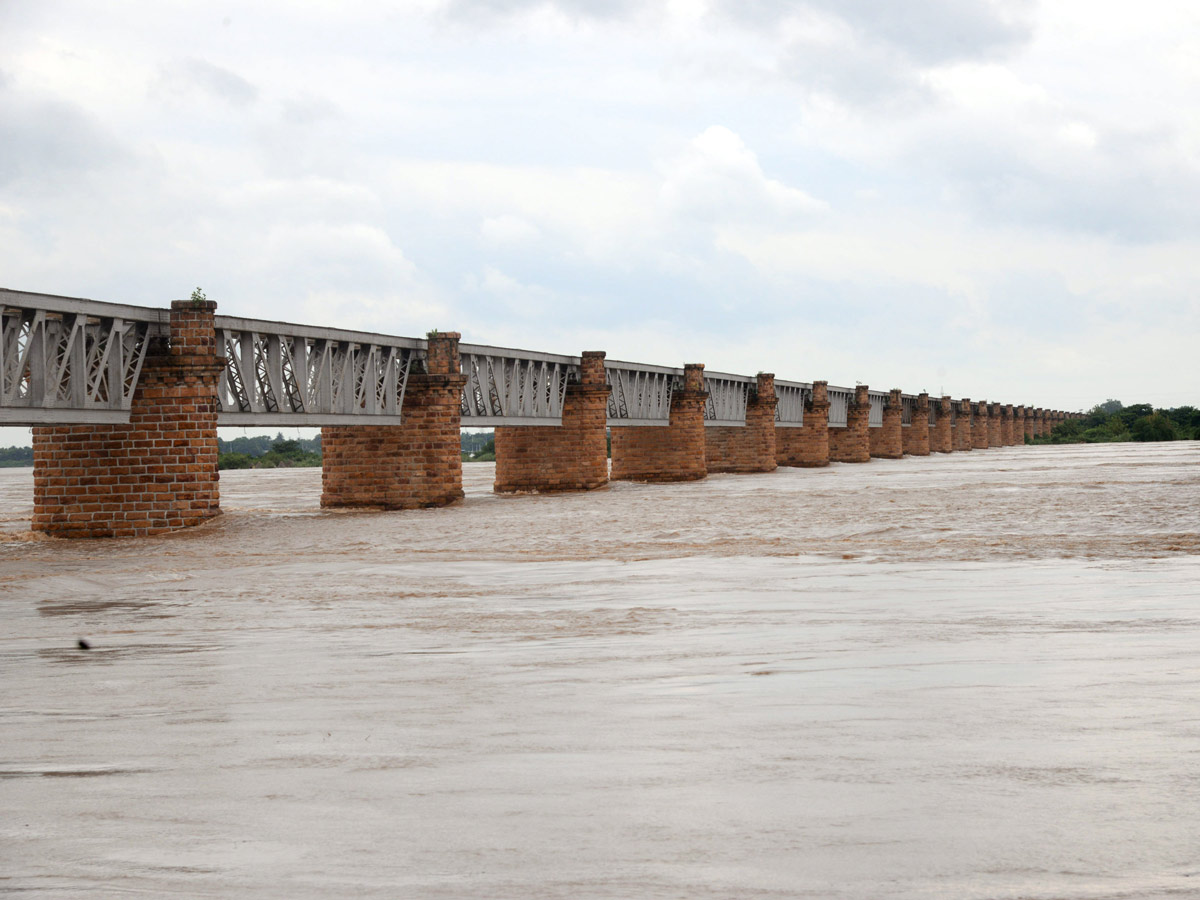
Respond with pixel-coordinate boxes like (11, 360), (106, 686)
(1, 289), (1077, 538)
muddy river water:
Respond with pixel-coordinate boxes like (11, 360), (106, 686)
(2, 441), (1199, 898)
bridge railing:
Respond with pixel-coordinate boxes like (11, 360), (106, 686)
(458, 343), (580, 426)
(828, 385), (853, 428)
(928, 399), (938, 427)
(704, 371), (752, 426)
(1, 290), (165, 425)
(605, 360), (680, 427)
(868, 390), (886, 427)
(215, 316), (424, 426)
(775, 380), (810, 427)
(901, 393), (916, 426)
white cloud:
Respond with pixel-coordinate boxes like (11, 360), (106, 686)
(659, 126), (826, 224)
(481, 214), (541, 243)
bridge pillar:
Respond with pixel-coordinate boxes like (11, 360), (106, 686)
(1031, 408), (1042, 437)
(870, 388), (904, 459)
(954, 399), (974, 451)
(904, 393), (931, 456)
(988, 403), (1003, 446)
(930, 396), (953, 453)
(320, 331), (467, 510)
(776, 380), (829, 468)
(493, 351), (611, 493)
(972, 401), (991, 449)
(999, 403), (1013, 445)
(611, 363), (708, 483)
(32, 300), (224, 538)
(706, 372), (777, 474)
(829, 385), (871, 463)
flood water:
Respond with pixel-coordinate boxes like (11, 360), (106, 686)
(2, 441), (1199, 899)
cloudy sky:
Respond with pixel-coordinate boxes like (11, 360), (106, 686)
(2, 0), (1198, 440)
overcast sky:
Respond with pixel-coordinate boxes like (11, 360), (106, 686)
(2, 0), (1198, 446)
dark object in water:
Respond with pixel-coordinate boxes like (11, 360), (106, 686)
(77, 639), (91, 650)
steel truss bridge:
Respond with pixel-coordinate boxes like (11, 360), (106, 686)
(1, 288), (950, 429)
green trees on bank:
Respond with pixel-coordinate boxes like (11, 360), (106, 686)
(219, 435), (322, 469)
(1032, 401), (1200, 444)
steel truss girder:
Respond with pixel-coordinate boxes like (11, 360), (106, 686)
(605, 361), (680, 427)
(215, 317), (423, 425)
(775, 380), (810, 428)
(827, 386), (853, 428)
(868, 390), (886, 428)
(459, 343), (580, 427)
(703, 372), (752, 427)
(1, 291), (161, 425)
(901, 393), (916, 427)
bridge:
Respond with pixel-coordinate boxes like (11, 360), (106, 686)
(1, 288), (1077, 538)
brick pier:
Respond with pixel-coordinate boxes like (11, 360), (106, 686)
(929, 396), (952, 453)
(610, 363), (708, 482)
(972, 401), (991, 449)
(321, 332), (467, 509)
(32, 300), (225, 538)
(870, 388), (904, 459)
(776, 381), (830, 467)
(954, 399), (974, 452)
(829, 385), (871, 463)
(493, 351), (611, 493)
(706, 373), (778, 474)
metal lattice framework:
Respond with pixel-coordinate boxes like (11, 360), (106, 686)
(775, 380), (809, 428)
(4, 290), (1039, 434)
(216, 316), (423, 425)
(868, 390), (886, 428)
(928, 399), (939, 427)
(828, 385), (853, 428)
(605, 361), (680, 426)
(459, 344), (579, 426)
(1, 290), (163, 425)
(704, 372), (752, 426)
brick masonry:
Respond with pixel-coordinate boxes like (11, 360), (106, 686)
(321, 332), (467, 509)
(706, 372), (778, 474)
(32, 301), (225, 538)
(776, 381), (830, 467)
(611, 363), (707, 483)
(988, 403), (1003, 446)
(929, 396), (953, 453)
(954, 399), (974, 451)
(870, 388), (904, 459)
(829, 385), (871, 463)
(904, 393), (931, 456)
(493, 351), (611, 493)
(972, 401), (991, 449)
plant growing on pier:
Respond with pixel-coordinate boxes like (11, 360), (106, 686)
(187, 287), (207, 306)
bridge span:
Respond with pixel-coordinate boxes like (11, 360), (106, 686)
(1, 289), (1076, 537)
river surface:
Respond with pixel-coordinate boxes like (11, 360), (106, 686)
(2, 442), (1199, 899)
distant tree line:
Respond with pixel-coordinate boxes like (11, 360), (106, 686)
(0, 446), (34, 468)
(218, 433), (323, 469)
(1033, 400), (1200, 444)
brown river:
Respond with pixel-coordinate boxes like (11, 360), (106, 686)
(2, 441), (1199, 898)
